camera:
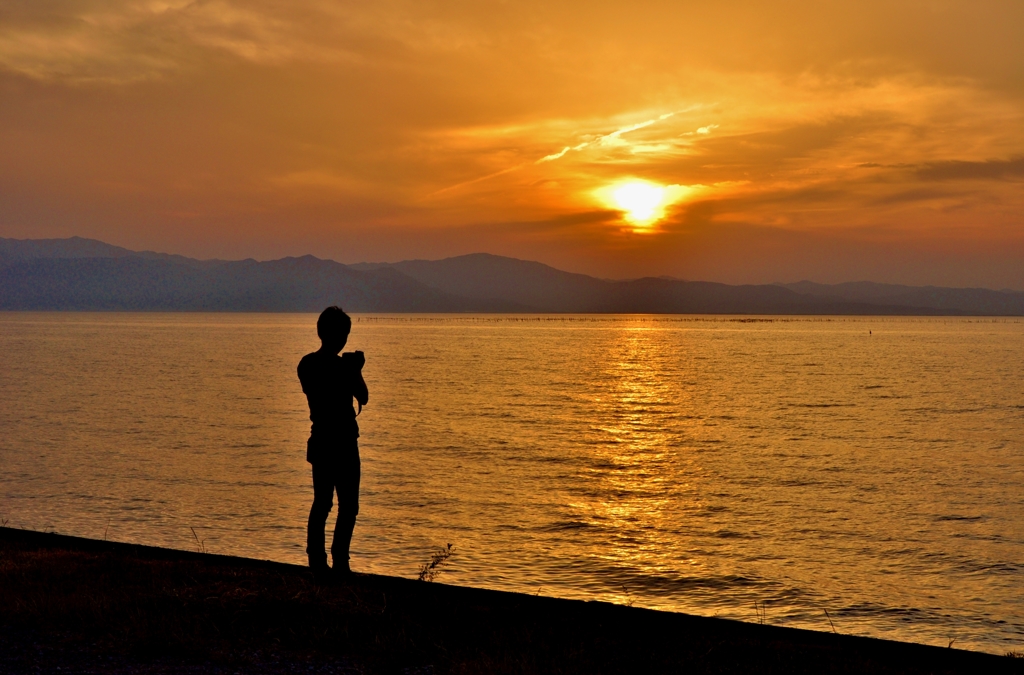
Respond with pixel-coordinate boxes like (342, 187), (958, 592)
(341, 350), (365, 370)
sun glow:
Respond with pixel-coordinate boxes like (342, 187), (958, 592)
(597, 180), (689, 228)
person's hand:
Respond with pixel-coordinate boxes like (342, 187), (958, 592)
(352, 350), (365, 369)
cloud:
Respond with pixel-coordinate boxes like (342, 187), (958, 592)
(4, 1), (1024, 88)
(538, 112), (682, 162)
(0, 1), (474, 82)
(538, 147), (572, 163)
(597, 117), (661, 147)
(915, 157), (1024, 181)
(434, 110), (689, 193)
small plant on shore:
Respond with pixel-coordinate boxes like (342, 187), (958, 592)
(1, 518), (8, 528)
(1006, 651), (1024, 658)
(824, 609), (838, 634)
(190, 527), (208, 554)
(417, 543), (454, 582)
(754, 600), (767, 625)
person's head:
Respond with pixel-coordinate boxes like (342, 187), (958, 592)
(317, 306), (351, 353)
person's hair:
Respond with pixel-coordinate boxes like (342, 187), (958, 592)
(317, 306), (351, 342)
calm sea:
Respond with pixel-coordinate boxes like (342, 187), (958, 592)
(1, 313), (1022, 653)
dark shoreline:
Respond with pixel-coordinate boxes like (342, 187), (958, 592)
(2, 527), (1021, 674)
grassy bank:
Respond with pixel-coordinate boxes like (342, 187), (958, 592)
(1, 527), (1020, 674)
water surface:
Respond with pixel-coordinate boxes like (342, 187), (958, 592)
(1, 313), (1022, 654)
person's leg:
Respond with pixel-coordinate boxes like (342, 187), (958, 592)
(307, 461), (336, 570)
(330, 444), (361, 573)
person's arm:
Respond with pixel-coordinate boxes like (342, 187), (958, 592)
(354, 371), (369, 408)
(349, 351), (369, 407)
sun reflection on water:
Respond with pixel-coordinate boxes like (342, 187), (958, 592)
(565, 324), (708, 603)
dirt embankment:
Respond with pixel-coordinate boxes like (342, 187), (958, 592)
(1, 528), (1020, 674)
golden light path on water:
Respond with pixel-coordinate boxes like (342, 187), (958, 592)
(581, 326), (681, 576)
(1, 313), (1023, 654)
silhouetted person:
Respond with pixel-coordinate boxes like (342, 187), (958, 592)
(298, 306), (369, 580)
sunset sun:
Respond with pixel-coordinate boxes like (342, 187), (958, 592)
(612, 181), (665, 224)
(597, 180), (690, 229)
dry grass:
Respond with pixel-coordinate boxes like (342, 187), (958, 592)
(417, 543), (454, 582)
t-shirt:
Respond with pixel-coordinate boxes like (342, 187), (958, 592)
(297, 350), (363, 443)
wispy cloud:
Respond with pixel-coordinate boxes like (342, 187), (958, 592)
(915, 157), (1024, 181)
(428, 164), (530, 196)
(538, 147), (572, 162)
(433, 111), (686, 194)
(0, 1), (476, 82)
(538, 111), (682, 161)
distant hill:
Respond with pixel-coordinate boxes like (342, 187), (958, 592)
(0, 239), (512, 312)
(352, 253), (608, 311)
(780, 280), (1024, 316)
(0, 236), (224, 269)
(354, 254), (909, 314)
(0, 236), (136, 263)
(2, 236), (1022, 314)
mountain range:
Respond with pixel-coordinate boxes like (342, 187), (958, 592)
(2, 236), (1023, 315)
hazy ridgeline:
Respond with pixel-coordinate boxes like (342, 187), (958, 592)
(4, 236), (1024, 314)
(1, 313), (1023, 655)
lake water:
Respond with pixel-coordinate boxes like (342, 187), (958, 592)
(1, 312), (1023, 654)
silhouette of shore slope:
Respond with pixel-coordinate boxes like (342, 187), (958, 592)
(2, 528), (1019, 674)
(4, 236), (1024, 314)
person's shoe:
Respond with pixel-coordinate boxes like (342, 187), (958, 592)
(309, 560), (332, 584)
(332, 559), (352, 579)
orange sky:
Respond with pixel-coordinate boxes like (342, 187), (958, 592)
(2, 1), (1023, 287)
